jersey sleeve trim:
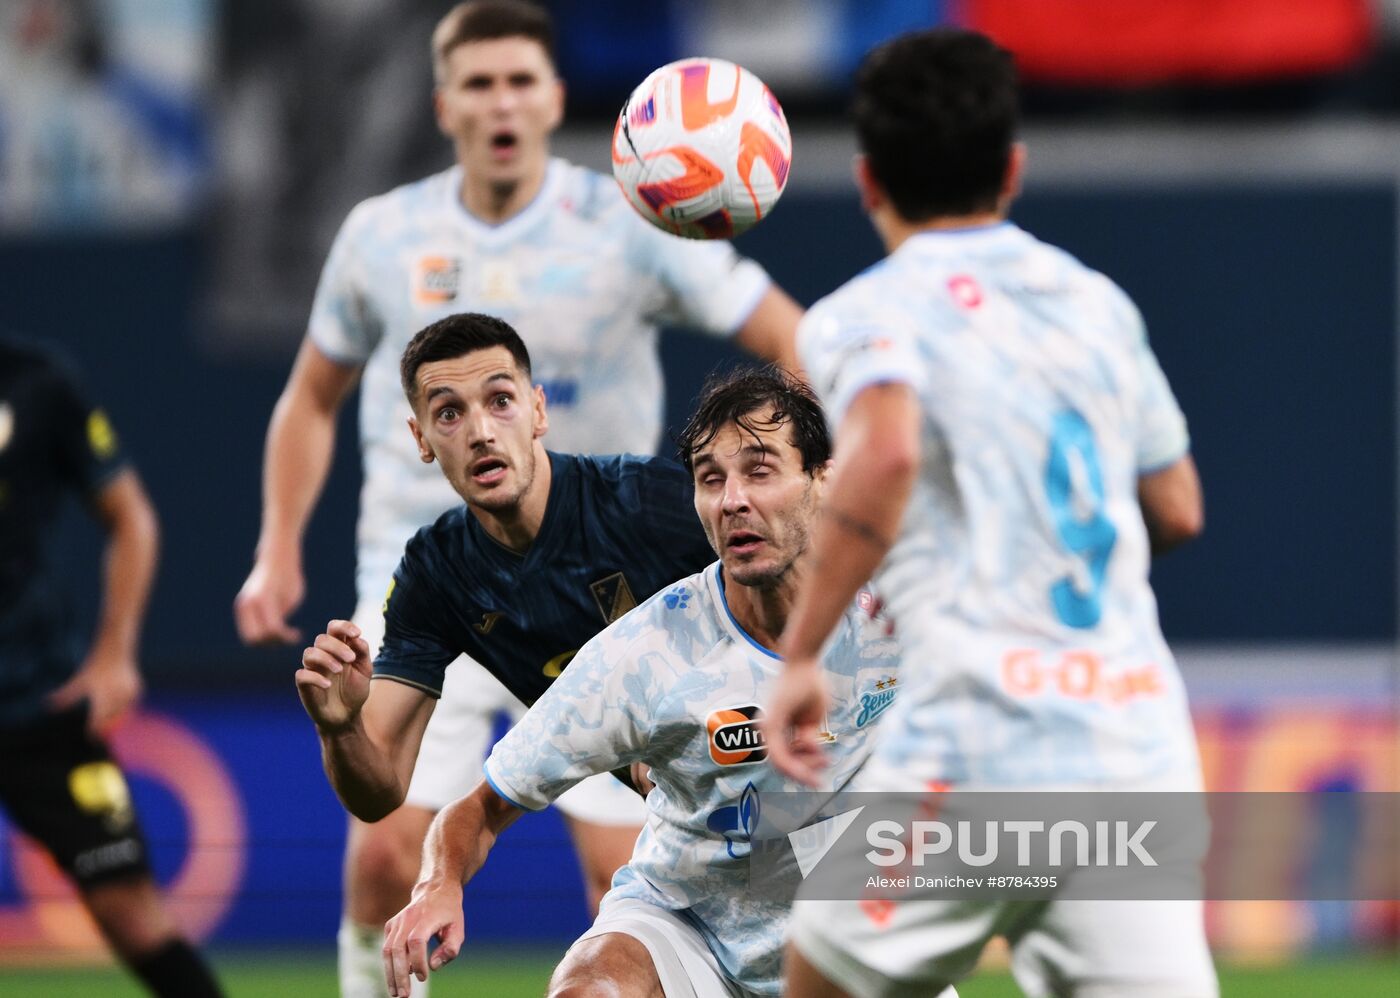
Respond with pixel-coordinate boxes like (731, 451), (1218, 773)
(482, 761), (546, 812)
(369, 673), (442, 699)
(716, 267), (773, 338)
(1137, 440), (1192, 476)
(305, 334), (369, 370)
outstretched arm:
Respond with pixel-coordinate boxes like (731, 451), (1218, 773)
(382, 781), (523, 996)
(297, 619), (435, 820)
(234, 340), (360, 645)
(733, 285), (805, 376)
(768, 382), (920, 785)
(49, 468), (160, 736)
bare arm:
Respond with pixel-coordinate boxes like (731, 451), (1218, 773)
(297, 619), (435, 820)
(234, 340), (360, 645)
(49, 468), (160, 735)
(732, 285), (804, 376)
(1138, 454), (1203, 555)
(382, 781), (523, 996)
(768, 383), (920, 785)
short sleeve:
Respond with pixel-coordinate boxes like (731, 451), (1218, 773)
(371, 538), (459, 698)
(798, 301), (927, 429)
(46, 358), (127, 497)
(306, 201), (384, 365)
(630, 221), (770, 337)
(1117, 295), (1190, 472)
(483, 622), (653, 811)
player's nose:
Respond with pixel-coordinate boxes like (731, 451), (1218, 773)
(720, 479), (751, 514)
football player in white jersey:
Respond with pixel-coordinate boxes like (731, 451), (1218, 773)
(231, 3), (802, 996)
(376, 369), (951, 998)
(764, 29), (1214, 998)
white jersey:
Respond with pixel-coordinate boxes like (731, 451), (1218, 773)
(307, 159), (770, 603)
(484, 564), (901, 996)
(800, 222), (1198, 787)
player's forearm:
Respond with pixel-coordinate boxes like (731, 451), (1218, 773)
(91, 472), (160, 662)
(257, 387), (339, 557)
(320, 723), (407, 821)
(420, 783), (521, 890)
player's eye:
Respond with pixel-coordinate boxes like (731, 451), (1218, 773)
(492, 393), (513, 408)
(436, 406), (459, 422)
(509, 73), (535, 88)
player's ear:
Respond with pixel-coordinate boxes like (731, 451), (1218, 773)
(407, 416), (436, 464)
(531, 384), (548, 439)
(546, 76), (565, 132)
(1001, 142), (1027, 208)
(432, 87), (450, 139)
(853, 155), (884, 215)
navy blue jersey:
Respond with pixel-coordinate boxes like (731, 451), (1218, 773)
(375, 452), (714, 705)
(0, 338), (128, 727)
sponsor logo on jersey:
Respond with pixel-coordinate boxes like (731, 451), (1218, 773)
(855, 676), (898, 728)
(590, 572), (638, 624)
(0, 402), (12, 454)
(413, 255), (461, 304)
(474, 611), (503, 635)
(948, 274), (983, 308)
(541, 648), (577, 678)
(68, 761), (134, 833)
(87, 409), (117, 459)
(705, 780), (760, 858)
(707, 704), (766, 765)
(537, 378), (578, 406)
(381, 578), (396, 615)
(662, 585), (691, 610)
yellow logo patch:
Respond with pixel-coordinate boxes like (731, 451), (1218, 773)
(68, 761), (134, 831)
(87, 409), (117, 459)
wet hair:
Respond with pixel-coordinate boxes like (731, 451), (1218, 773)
(400, 312), (532, 406)
(853, 28), (1019, 220)
(432, 0), (556, 82)
(676, 366), (831, 475)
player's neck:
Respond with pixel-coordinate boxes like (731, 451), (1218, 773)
(472, 446), (552, 553)
(877, 207), (1006, 254)
(722, 566), (805, 653)
(458, 161), (549, 225)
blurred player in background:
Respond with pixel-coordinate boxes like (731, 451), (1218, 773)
(0, 337), (224, 997)
(231, 2), (802, 994)
(377, 367), (944, 998)
(764, 28), (1213, 998)
(295, 313), (716, 833)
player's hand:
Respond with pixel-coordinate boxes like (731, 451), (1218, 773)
(382, 879), (465, 998)
(296, 619), (373, 733)
(48, 648), (144, 737)
(762, 658), (831, 788)
(233, 550), (305, 645)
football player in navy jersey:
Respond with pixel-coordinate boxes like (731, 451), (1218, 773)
(296, 312), (715, 822)
(0, 337), (224, 996)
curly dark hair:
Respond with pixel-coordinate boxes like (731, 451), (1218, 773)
(676, 366), (831, 475)
(854, 28), (1019, 221)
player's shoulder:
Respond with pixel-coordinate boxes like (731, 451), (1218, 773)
(549, 157), (634, 226)
(559, 451), (691, 502)
(398, 503), (471, 578)
(339, 167), (457, 238)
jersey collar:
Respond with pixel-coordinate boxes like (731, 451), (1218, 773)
(708, 563), (782, 661)
(445, 158), (565, 245)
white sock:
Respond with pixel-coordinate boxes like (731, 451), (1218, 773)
(338, 916), (430, 998)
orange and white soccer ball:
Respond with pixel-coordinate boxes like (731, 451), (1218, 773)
(612, 57), (792, 240)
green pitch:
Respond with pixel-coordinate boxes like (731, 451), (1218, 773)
(0, 948), (1395, 996)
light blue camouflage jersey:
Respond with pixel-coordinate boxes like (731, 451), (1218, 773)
(307, 159), (770, 605)
(484, 563), (901, 996)
(800, 222), (1201, 789)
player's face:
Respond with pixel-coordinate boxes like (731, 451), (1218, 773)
(691, 409), (824, 590)
(434, 37), (563, 186)
(407, 346), (548, 513)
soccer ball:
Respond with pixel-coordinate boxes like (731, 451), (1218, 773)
(612, 57), (792, 240)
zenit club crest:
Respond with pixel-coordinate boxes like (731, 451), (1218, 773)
(707, 704), (766, 766)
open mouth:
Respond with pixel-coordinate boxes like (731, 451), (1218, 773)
(726, 530), (764, 555)
(471, 457), (508, 484)
(489, 131), (518, 158)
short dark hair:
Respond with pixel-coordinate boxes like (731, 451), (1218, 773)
(432, 1), (556, 82)
(400, 312), (532, 406)
(854, 28), (1018, 221)
(676, 366), (831, 475)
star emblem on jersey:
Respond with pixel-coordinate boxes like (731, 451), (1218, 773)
(662, 585), (690, 610)
(590, 573), (638, 624)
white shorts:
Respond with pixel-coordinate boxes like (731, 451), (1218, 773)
(575, 897), (748, 998)
(787, 767), (1215, 998)
(354, 602), (647, 825)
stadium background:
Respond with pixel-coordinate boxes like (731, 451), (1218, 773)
(1, 0), (1397, 993)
